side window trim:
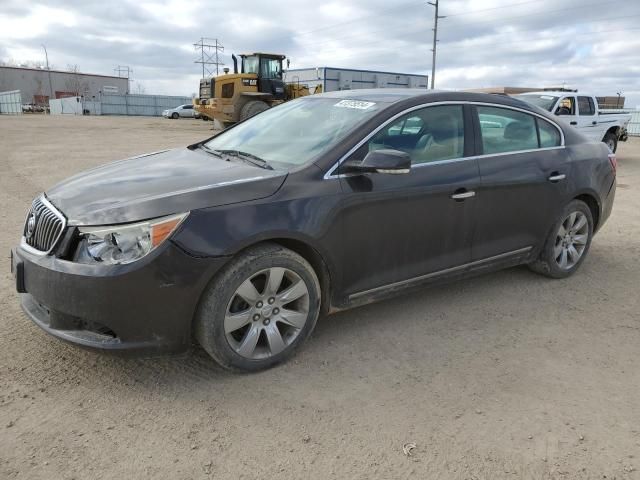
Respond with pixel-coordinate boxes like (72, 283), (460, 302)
(324, 101), (565, 179)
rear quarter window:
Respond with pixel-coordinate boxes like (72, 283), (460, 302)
(537, 118), (561, 148)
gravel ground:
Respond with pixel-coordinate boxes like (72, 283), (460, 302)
(1, 115), (639, 480)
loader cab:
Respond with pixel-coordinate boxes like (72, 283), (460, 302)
(240, 53), (287, 101)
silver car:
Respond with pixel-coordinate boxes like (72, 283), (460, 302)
(162, 104), (199, 119)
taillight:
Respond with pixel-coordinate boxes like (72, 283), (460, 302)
(608, 153), (617, 174)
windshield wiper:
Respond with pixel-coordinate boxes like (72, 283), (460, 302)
(198, 144), (224, 158)
(217, 149), (274, 170)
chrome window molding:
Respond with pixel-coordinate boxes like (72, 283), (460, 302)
(20, 194), (67, 256)
(324, 100), (566, 179)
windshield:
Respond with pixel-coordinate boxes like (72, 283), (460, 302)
(203, 97), (383, 169)
(244, 55), (259, 74)
(514, 94), (559, 112)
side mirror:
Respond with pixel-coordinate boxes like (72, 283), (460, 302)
(342, 149), (411, 175)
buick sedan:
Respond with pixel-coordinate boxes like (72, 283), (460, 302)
(11, 90), (616, 371)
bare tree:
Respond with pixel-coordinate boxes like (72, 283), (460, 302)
(133, 81), (146, 94)
(0, 58), (46, 68)
(34, 77), (45, 105)
(64, 64), (89, 97)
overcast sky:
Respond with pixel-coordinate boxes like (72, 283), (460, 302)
(1, 0), (639, 107)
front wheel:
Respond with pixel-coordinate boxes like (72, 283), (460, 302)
(195, 244), (321, 372)
(240, 100), (269, 121)
(529, 200), (593, 279)
(171, 112), (179, 119)
(603, 132), (617, 153)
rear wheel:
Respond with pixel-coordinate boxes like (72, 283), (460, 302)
(240, 100), (269, 121)
(603, 132), (617, 153)
(195, 243), (321, 372)
(529, 200), (593, 279)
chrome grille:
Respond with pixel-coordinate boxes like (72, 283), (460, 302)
(23, 196), (66, 254)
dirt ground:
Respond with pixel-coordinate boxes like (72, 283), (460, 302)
(1, 115), (639, 480)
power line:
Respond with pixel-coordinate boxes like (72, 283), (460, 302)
(440, 0), (626, 29)
(290, 0), (426, 37)
(194, 37), (224, 78)
(439, 11), (640, 43)
(291, 0), (623, 50)
(438, 26), (640, 50)
(444, 0), (550, 17)
(293, 0), (631, 51)
(307, 24), (640, 66)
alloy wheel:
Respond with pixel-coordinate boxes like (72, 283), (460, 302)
(554, 211), (589, 270)
(224, 267), (310, 359)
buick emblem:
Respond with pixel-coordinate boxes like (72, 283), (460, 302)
(26, 212), (37, 239)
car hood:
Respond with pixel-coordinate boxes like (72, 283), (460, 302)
(46, 147), (287, 225)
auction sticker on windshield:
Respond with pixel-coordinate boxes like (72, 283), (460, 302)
(334, 100), (376, 110)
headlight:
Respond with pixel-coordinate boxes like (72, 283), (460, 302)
(74, 213), (188, 265)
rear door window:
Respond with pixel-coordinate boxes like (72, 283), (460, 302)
(578, 96), (595, 116)
(477, 106), (538, 154)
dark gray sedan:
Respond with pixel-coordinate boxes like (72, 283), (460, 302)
(11, 90), (616, 371)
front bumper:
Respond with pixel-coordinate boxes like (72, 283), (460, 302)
(11, 242), (228, 356)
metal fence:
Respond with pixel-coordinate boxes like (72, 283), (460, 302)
(100, 94), (191, 116)
(0, 90), (22, 115)
(628, 110), (640, 136)
(50, 97), (102, 115)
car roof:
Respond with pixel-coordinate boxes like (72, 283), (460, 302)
(518, 91), (586, 96)
(316, 88), (435, 103)
(313, 88), (543, 112)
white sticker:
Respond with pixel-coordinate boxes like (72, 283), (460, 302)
(540, 95), (555, 100)
(333, 100), (376, 110)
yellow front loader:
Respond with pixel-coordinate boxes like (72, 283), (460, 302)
(193, 53), (321, 127)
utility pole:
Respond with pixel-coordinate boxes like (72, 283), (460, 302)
(41, 44), (54, 104)
(427, 1), (445, 89)
(194, 38), (225, 78)
(114, 65), (132, 94)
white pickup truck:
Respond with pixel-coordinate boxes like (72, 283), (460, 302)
(515, 92), (631, 152)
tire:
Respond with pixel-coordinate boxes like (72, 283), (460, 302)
(240, 100), (269, 121)
(194, 243), (321, 372)
(603, 132), (617, 153)
(528, 200), (593, 279)
(171, 112), (179, 119)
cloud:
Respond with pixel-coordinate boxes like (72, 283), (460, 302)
(0, 0), (639, 107)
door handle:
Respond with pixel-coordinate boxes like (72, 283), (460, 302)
(570, 121), (577, 125)
(592, 121), (597, 125)
(548, 173), (566, 182)
(450, 190), (476, 200)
